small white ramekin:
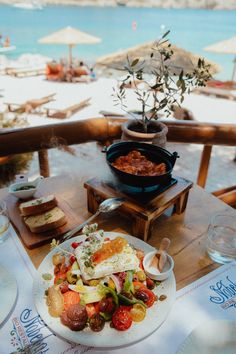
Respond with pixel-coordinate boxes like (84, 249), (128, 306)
(143, 250), (174, 281)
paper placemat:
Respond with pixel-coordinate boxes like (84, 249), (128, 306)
(1, 226), (236, 354)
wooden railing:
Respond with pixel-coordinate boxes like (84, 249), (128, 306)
(0, 117), (236, 194)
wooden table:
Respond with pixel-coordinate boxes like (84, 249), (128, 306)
(1, 147), (235, 291)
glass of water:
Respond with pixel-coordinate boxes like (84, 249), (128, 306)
(0, 200), (10, 243)
(207, 214), (236, 264)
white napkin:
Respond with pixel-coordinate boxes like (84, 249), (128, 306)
(1, 226), (236, 354)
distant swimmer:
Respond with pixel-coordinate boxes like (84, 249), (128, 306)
(132, 21), (137, 31)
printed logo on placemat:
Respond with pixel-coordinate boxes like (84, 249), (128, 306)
(209, 276), (236, 309)
(10, 308), (53, 353)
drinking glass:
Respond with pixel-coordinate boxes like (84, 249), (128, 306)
(0, 200), (10, 244)
(206, 214), (236, 264)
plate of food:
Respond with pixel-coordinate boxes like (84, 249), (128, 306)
(33, 225), (176, 348)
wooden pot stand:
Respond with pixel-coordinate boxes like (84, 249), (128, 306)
(84, 176), (193, 242)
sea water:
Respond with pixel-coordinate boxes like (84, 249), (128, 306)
(0, 5), (236, 79)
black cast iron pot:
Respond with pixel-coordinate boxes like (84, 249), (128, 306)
(104, 141), (179, 187)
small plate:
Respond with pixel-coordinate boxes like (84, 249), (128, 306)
(177, 320), (236, 354)
(0, 264), (18, 325)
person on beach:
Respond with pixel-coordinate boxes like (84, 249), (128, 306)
(4, 36), (10, 47)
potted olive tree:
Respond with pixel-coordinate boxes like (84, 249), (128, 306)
(113, 31), (212, 147)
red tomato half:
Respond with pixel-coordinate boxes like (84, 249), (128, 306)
(112, 308), (132, 331)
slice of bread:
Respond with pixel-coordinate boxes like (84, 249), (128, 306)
(24, 206), (67, 233)
(19, 195), (57, 216)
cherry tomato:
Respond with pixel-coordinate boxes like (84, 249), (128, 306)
(112, 308), (132, 331)
(89, 314), (105, 332)
(59, 281), (69, 294)
(130, 304), (146, 322)
(104, 237), (110, 241)
(118, 305), (132, 312)
(135, 288), (156, 308)
(69, 256), (76, 264)
(71, 242), (80, 249)
(146, 277), (155, 290)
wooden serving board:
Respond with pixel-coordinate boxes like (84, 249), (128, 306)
(6, 191), (82, 249)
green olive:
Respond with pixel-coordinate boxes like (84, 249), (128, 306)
(66, 270), (77, 284)
(137, 270), (146, 282)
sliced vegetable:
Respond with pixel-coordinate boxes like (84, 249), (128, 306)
(130, 303), (146, 322)
(110, 274), (122, 293)
(123, 271), (134, 293)
(81, 290), (103, 304)
(46, 286), (64, 317)
(118, 293), (147, 307)
(86, 303), (99, 318)
(66, 270), (77, 284)
(112, 308), (132, 331)
(63, 291), (80, 311)
(98, 285), (119, 307)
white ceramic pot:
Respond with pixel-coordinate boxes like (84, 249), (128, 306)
(121, 120), (168, 147)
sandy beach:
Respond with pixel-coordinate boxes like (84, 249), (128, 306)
(1, 0), (236, 9)
(0, 71), (235, 192)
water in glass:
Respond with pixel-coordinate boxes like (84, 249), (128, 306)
(207, 214), (236, 264)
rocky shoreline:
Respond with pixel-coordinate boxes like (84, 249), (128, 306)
(1, 0), (236, 10)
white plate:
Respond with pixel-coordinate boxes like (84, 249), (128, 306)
(33, 232), (176, 348)
(177, 320), (236, 354)
(0, 264), (18, 325)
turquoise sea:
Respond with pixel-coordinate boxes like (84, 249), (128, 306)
(0, 5), (236, 79)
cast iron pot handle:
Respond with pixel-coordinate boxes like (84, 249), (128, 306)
(102, 146), (108, 153)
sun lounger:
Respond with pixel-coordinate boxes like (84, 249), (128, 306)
(207, 80), (236, 90)
(194, 87), (236, 101)
(45, 98), (91, 119)
(5, 66), (45, 78)
(5, 93), (56, 114)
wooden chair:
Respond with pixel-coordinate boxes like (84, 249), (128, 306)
(45, 98), (91, 119)
(5, 93), (56, 114)
(5, 66), (45, 78)
(194, 87), (236, 101)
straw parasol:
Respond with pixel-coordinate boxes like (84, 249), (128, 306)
(39, 26), (101, 65)
(96, 41), (220, 76)
(204, 36), (236, 81)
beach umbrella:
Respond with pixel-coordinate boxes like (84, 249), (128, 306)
(96, 41), (219, 76)
(204, 36), (236, 81)
(38, 26), (101, 65)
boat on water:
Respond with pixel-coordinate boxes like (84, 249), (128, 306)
(13, 0), (43, 10)
(0, 46), (16, 53)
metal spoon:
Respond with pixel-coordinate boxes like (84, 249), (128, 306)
(61, 197), (124, 242)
